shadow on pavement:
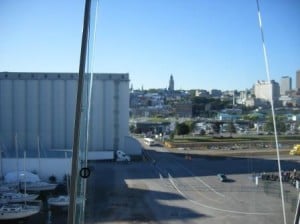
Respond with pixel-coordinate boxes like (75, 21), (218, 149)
(85, 161), (209, 223)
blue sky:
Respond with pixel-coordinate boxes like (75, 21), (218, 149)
(0, 0), (299, 91)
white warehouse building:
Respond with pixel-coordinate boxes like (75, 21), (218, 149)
(0, 72), (141, 160)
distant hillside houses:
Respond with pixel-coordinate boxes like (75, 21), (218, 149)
(217, 109), (242, 121)
(130, 83), (300, 118)
(217, 113), (240, 121)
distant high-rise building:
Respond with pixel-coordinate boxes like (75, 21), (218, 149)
(254, 80), (280, 102)
(168, 74), (174, 91)
(296, 70), (300, 90)
(280, 76), (292, 95)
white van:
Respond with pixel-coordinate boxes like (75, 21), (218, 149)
(144, 138), (155, 146)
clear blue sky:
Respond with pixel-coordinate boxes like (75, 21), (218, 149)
(1, 0), (299, 91)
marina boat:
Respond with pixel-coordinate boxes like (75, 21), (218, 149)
(21, 181), (57, 191)
(4, 138), (57, 193)
(0, 192), (39, 203)
(4, 170), (57, 192)
(48, 172), (70, 207)
(0, 184), (17, 193)
(47, 195), (69, 207)
(0, 203), (41, 220)
(48, 171), (70, 207)
(4, 170), (40, 184)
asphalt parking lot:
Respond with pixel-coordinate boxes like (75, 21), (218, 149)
(83, 146), (299, 224)
(7, 146), (299, 224)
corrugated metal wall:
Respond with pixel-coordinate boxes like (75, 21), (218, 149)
(0, 72), (129, 157)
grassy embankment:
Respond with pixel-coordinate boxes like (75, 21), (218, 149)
(171, 135), (299, 143)
(164, 135), (299, 155)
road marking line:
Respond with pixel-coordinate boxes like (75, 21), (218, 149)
(159, 173), (163, 180)
(175, 162), (225, 198)
(168, 172), (274, 216)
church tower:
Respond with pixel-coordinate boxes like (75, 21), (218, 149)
(168, 74), (174, 91)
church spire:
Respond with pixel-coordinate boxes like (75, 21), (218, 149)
(168, 74), (174, 91)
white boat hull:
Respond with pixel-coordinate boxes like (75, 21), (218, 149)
(21, 182), (57, 191)
(0, 204), (40, 220)
(0, 192), (39, 203)
(48, 195), (69, 207)
(0, 184), (17, 193)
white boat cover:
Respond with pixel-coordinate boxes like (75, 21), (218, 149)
(4, 171), (40, 183)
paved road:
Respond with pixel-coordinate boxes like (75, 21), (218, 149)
(6, 144), (299, 224)
(142, 145), (299, 224)
(83, 143), (299, 224)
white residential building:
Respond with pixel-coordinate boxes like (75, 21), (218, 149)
(254, 80), (280, 103)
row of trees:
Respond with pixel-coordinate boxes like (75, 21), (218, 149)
(130, 115), (290, 137)
(175, 121), (236, 136)
(174, 115), (288, 137)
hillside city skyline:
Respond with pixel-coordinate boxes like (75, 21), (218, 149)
(132, 70), (300, 92)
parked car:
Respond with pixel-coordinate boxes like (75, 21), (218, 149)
(217, 173), (227, 182)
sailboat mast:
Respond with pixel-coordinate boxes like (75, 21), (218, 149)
(37, 136), (41, 176)
(15, 134), (20, 187)
(0, 145), (2, 180)
(23, 151), (27, 206)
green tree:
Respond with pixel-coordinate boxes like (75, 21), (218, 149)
(170, 132), (175, 140)
(185, 120), (196, 133)
(227, 121), (236, 137)
(189, 89), (196, 97)
(200, 129), (206, 135)
(129, 124), (135, 133)
(191, 97), (231, 117)
(176, 122), (190, 136)
(264, 115), (286, 133)
(212, 122), (221, 135)
(243, 113), (262, 129)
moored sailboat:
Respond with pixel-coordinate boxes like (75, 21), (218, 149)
(0, 202), (41, 220)
(5, 169), (57, 192)
(47, 195), (69, 207)
(0, 192), (39, 203)
(21, 181), (57, 191)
